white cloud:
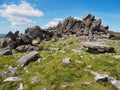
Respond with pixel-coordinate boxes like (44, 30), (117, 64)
(74, 17), (82, 20)
(43, 18), (63, 29)
(0, 0), (44, 27)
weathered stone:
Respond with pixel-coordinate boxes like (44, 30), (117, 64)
(17, 83), (24, 90)
(83, 42), (115, 53)
(16, 45), (39, 52)
(3, 77), (22, 82)
(0, 49), (12, 55)
(51, 37), (57, 42)
(0, 39), (7, 48)
(113, 55), (120, 59)
(90, 71), (120, 90)
(1, 66), (17, 77)
(26, 26), (43, 39)
(32, 37), (41, 45)
(17, 51), (39, 67)
(5, 31), (19, 41)
(19, 34), (32, 44)
(62, 58), (71, 64)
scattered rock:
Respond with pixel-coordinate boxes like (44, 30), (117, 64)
(3, 77), (22, 82)
(17, 51), (39, 67)
(16, 45), (39, 52)
(23, 66), (28, 72)
(62, 58), (71, 64)
(1, 49), (12, 55)
(0, 49), (12, 55)
(89, 71), (120, 90)
(75, 60), (84, 64)
(113, 55), (120, 59)
(83, 82), (92, 85)
(83, 42), (115, 53)
(17, 83), (24, 90)
(1, 66), (17, 77)
(41, 87), (47, 90)
(51, 37), (57, 42)
(37, 58), (42, 62)
(31, 77), (38, 84)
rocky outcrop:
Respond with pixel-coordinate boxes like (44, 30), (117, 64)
(17, 51), (39, 67)
(1, 14), (118, 52)
(52, 14), (110, 40)
(2, 26), (54, 51)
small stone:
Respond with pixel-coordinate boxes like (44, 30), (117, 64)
(17, 83), (24, 90)
(62, 58), (71, 64)
(23, 66), (28, 73)
(113, 55), (120, 59)
(87, 65), (92, 68)
(41, 88), (47, 90)
(75, 60), (84, 64)
(37, 58), (42, 62)
(3, 77), (22, 82)
(83, 82), (91, 85)
(31, 77), (38, 84)
(95, 75), (108, 82)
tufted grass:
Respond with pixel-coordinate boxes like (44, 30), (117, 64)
(0, 36), (120, 90)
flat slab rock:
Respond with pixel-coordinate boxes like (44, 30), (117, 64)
(17, 51), (39, 67)
(83, 42), (114, 53)
(3, 77), (22, 82)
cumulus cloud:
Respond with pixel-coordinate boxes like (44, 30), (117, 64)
(43, 18), (63, 29)
(74, 17), (82, 20)
(0, 0), (44, 27)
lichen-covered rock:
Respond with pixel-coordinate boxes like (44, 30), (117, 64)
(17, 51), (39, 67)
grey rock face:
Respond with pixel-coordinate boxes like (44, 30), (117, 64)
(32, 37), (41, 45)
(17, 51), (39, 67)
(26, 26), (43, 39)
(83, 42), (115, 53)
(19, 34), (32, 44)
(0, 39), (7, 48)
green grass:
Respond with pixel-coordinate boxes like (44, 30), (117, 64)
(0, 36), (120, 90)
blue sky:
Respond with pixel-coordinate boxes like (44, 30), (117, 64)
(0, 0), (120, 33)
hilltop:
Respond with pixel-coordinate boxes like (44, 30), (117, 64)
(0, 14), (120, 90)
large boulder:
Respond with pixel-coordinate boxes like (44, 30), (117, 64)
(19, 34), (32, 44)
(26, 26), (43, 39)
(17, 51), (39, 67)
(61, 16), (76, 34)
(0, 39), (7, 48)
(5, 38), (16, 49)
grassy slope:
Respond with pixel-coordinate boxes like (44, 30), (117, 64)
(0, 36), (120, 90)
